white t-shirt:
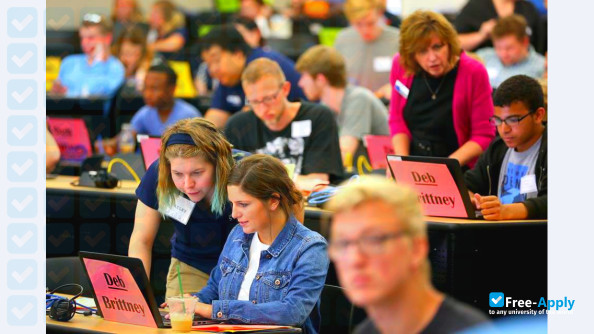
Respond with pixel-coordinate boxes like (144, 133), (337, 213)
(238, 233), (270, 301)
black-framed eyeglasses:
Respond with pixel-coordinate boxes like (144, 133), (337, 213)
(328, 231), (409, 260)
(489, 111), (535, 127)
(246, 87), (283, 107)
(82, 13), (103, 24)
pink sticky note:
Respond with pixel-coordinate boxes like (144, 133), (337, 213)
(47, 118), (92, 161)
(83, 258), (157, 328)
(388, 160), (467, 218)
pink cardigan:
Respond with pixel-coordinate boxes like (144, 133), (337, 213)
(388, 52), (495, 165)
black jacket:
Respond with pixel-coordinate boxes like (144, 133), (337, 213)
(464, 128), (547, 219)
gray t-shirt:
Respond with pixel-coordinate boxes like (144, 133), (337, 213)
(334, 25), (400, 92)
(497, 136), (542, 204)
(337, 85), (390, 139)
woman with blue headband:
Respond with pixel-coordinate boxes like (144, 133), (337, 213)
(129, 117), (247, 298)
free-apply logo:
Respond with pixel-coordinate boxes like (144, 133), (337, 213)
(489, 292), (504, 307)
(489, 292), (575, 311)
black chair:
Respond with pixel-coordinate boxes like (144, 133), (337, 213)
(319, 284), (367, 334)
(46, 257), (93, 297)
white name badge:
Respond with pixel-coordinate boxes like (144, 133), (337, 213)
(520, 174), (538, 194)
(226, 95), (243, 106)
(373, 56), (392, 72)
(395, 80), (409, 99)
(291, 120), (312, 138)
(164, 195), (196, 225)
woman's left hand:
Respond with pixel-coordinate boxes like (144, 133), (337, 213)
(194, 301), (213, 318)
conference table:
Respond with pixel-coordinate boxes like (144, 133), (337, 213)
(46, 175), (547, 315)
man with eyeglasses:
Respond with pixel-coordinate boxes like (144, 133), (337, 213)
(224, 58), (344, 188)
(51, 14), (124, 97)
(325, 176), (489, 334)
(199, 25), (306, 129)
(464, 74), (547, 220)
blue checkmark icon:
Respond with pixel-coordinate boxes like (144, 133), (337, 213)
(489, 292), (505, 307)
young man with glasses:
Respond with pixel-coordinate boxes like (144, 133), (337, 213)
(52, 14), (125, 97)
(325, 176), (489, 334)
(464, 74), (547, 220)
(224, 58), (343, 189)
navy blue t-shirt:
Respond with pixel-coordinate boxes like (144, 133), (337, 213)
(135, 150), (248, 274)
(210, 48), (306, 114)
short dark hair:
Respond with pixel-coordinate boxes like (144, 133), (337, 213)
(148, 64), (177, 86)
(200, 24), (251, 56)
(493, 75), (544, 112)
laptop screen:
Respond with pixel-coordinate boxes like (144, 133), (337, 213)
(79, 252), (161, 328)
(386, 155), (473, 218)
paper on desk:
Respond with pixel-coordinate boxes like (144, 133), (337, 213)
(76, 297), (96, 308)
(192, 324), (292, 332)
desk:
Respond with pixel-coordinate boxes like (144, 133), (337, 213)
(47, 314), (169, 334)
(47, 315), (301, 333)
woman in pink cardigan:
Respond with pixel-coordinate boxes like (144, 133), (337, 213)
(389, 10), (495, 167)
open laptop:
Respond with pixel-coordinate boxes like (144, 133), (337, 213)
(137, 135), (162, 170)
(78, 251), (218, 328)
(386, 155), (481, 219)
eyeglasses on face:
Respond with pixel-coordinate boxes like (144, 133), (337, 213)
(246, 87), (283, 107)
(489, 111), (535, 127)
(328, 230), (408, 260)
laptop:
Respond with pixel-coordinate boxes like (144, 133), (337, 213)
(386, 155), (481, 219)
(78, 251), (218, 328)
(137, 135), (162, 170)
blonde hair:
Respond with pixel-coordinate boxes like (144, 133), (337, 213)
(399, 10), (461, 75)
(325, 175), (426, 238)
(241, 58), (286, 86)
(295, 45), (347, 88)
(153, 0), (186, 35)
(344, 0), (384, 22)
(157, 118), (233, 217)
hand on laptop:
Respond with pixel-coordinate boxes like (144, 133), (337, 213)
(474, 194), (504, 220)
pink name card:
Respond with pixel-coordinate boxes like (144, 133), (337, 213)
(47, 118), (92, 161)
(387, 159), (467, 218)
(138, 136), (161, 170)
(83, 258), (157, 328)
(364, 135), (394, 170)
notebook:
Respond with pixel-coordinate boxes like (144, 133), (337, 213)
(386, 155), (481, 219)
(78, 251), (218, 328)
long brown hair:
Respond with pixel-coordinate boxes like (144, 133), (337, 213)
(157, 118), (233, 216)
(227, 154), (303, 218)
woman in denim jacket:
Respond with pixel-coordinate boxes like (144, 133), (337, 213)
(192, 154), (329, 333)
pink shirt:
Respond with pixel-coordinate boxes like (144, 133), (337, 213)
(388, 52), (495, 166)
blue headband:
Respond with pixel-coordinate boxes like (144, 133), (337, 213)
(166, 133), (196, 147)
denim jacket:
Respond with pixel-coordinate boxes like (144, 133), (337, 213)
(195, 215), (329, 333)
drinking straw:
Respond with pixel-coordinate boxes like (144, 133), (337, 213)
(177, 263), (186, 313)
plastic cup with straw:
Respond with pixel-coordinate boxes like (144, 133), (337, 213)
(167, 263), (197, 332)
